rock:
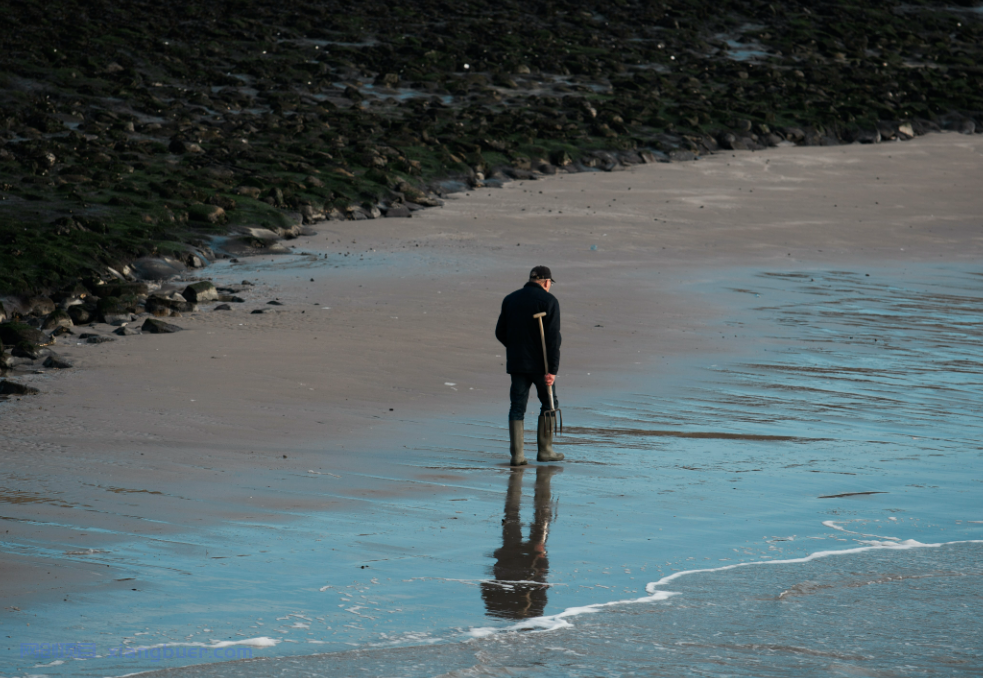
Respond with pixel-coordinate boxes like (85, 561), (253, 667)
(716, 132), (747, 150)
(80, 334), (115, 344)
(113, 326), (141, 336)
(668, 150), (698, 162)
(12, 342), (42, 359)
(851, 129), (881, 144)
(0, 322), (49, 347)
(41, 308), (73, 331)
(141, 318), (183, 333)
(300, 204), (326, 224)
(206, 194), (237, 211)
(146, 295), (197, 315)
(169, 139), (205, 154)
(43, 354), (74, 369)
(549, 150), (573, 167)
(250, 309), (266, 314)
(188, 204), (226, 224)
(762, 133), (784, 147)
(0, 380), (40, 396)
(182, 281), (219, 303)
(783, 127), (806, 143)
(503, 167), (536, 180)
(51, 326), (74, 337)
(27, 297), (56, 316)
(97, 297), (135, 324)
(267, 300), (284, 306)
(897, 123), (915, 139)
(911, 119), (941, 136)
(130, 256), (186, 280)
(0, 301), (6, 323)
(214, 304), (232, 311)
(67, 305), (93, 325)
(384, 204), (412, 218)
(235, 186), (262, 199)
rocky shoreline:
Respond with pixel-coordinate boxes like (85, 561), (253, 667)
(1, 0), (982, 299)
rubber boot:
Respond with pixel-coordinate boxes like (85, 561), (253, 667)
(509, 420), (527, 466)
(537, 414), (565, 462)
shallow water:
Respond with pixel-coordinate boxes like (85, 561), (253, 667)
(5, 263), (982, 677)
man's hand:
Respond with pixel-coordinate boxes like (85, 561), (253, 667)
(545, 373), (556, 386)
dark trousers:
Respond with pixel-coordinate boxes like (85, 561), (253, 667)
(509, 373), (558, 421)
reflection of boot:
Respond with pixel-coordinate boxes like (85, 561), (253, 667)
(537, 414), (565, 462)
(530, 465), (562, 543)
(509, 420), (527, 466)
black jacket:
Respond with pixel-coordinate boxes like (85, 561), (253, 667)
(495, 282), (561, 374)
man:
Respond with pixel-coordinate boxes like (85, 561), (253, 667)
(495, 265), (565, 466)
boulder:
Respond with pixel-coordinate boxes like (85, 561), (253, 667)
(214, 304), (232, 311)
(113, 326), (141, 336)
(43, 354), (74, 369)
(235, 185), (262, 199)
(384, 204), (412, 218)
(0, 322), (49, 347)
(851, 129), (881, 144)
(41, 308), (73, 331)
(97, 297), (135, 324)
(130, 256), (186, 281)
(142, 318), (183, 334)
(783, 127), (806, 143)
(145, 295), (197, 315)
(27, 297), (56, 316)
(668, 150), (698, 162)
(549, 150), (573, 167)
(169, 139), (204, 154)
(0, 301), (6, 323)
(300, 204), (326, 224)
(11, 342), (42, 359)
(188, 203), (226, 224)
(0, 380), (40, 396)
(182, 281), (219, 303)
(80, 333), (115, 344)
(68, 305), (93, 325)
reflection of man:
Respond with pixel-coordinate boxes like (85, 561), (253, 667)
(481, 466), (562, 619)
(495, 265), (565, 466)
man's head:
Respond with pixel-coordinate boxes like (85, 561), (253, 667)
(529, 265), (555, 292)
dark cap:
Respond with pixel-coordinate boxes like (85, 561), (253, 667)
(529, 265), (556, 283)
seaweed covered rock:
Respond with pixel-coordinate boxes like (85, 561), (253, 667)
(0, 322), (49, 347)
(145, 295), (196, 316)
(97, 297), (135, 324)
(41, 308), (73, 331)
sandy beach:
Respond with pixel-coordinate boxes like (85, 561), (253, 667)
(2, 134), (982, 676)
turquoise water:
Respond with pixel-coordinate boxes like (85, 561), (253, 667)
(4, 264), (982, 677)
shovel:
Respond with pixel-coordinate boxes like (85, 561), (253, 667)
(533, 312), (562, 435)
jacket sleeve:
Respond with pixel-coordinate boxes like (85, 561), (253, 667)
(545, 299), (561, 374)
(495, 301), (508, 347)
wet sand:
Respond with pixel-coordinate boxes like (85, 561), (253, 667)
(2, 134), (982, 674)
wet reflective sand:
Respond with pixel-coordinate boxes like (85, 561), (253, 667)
(5, 262), (981, 678)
